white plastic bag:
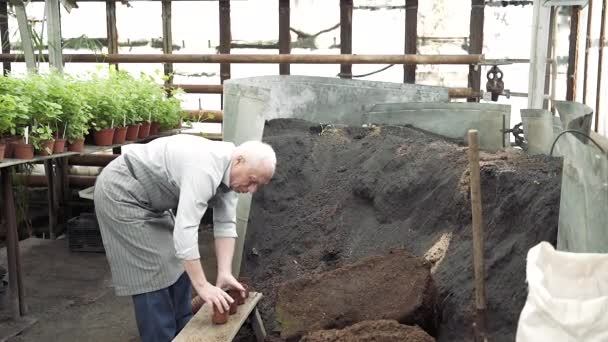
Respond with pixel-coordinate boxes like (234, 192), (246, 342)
(516, 241), (608, 341)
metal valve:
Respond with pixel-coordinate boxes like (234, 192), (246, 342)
(486, 65), (505, 102)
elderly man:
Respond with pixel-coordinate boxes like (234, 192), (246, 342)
(93, 133), (276, 341)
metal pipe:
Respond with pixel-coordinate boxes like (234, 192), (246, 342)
(596, 0), (607, 132)
(584, 0), (594, 104)
(105, 0), (118, 70)
(0, 53), (483, 64)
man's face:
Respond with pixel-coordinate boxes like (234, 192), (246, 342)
(230, 159), (272, 194)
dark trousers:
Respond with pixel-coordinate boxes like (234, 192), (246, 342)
(132, 272), (193, 342)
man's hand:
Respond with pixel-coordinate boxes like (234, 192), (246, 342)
(216, 272), (246, 300)
(194, 281), (234, 314)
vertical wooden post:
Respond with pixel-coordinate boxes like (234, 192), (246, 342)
(566, 6), (581, 101)
(544, 7), (556, 111)
(583, 0), (594, 104)
(0, 1), (11, 75)
(43, 160), (56, 240)
(467, 129), (486, 342)
(46, 0), (63, 72)
(162, 0), (173, 86)
(467, 0), (484, 102)
(404, 0), (418, 83)
(340, 0), (353, 79)
(106, 0), (118, 70)
(279, 0), (290, 75)
(595, 0), (606, 132)
(219, 0), (231, 108)
(11, 0), (36, 72)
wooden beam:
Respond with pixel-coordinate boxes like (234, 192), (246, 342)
(404, 0), (418, 83)
(583, 0), (594, 104)
(0, 53), (483, 64)
(46, 0), (63, 72)
(467, 0), (484, 102)
(595, 0), (607, 132)
(566, 5), (581, 101)
(162, 0), (173, 85)
(105, 0), (118, 69)
(279, 0), (290, 75)
(68, 154), (119, 166)
(340, 0), (353, 79)
(10, 0), (36, 72)
(219, 0), (231, 108)
(0, 1), (11, 74)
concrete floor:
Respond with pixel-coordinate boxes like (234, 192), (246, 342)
(0, 228), (218, 342)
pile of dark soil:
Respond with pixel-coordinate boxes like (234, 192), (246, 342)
(299, 320), (435, 342)
(240, 118), (562, 341)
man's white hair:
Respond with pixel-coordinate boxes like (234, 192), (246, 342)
(234, 140), (277, 175)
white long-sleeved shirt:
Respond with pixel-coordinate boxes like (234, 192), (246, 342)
(122, 133), (237, 260)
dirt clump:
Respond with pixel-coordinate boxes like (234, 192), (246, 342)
(241, 118), (563, 342)
(299, 320), (435, 342)
(275, 249), (438, 340)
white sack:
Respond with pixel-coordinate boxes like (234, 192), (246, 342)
(516, 241), (608, 341)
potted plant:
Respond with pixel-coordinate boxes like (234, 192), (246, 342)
(0, 93), (29, 160)
(81, 73), (119, 146)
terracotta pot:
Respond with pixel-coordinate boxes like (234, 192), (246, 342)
(68, 138), (85, 152)
(4, 136), (23, 158)
(212, 304), (228, 325)
(149, 122), (161, 136)
(126, 124), (140, 141)
(227, 289), (239, 314)
(53, 138), (67, 153)
(36, 139), (55, 156)
(138, 122), (151, 138)
(191, 295), (204, 315)
(113, 126), (128, 144)
(13, 143), (34, 159)
(93, 128), (115, 146)
(0, 143), (5, 162)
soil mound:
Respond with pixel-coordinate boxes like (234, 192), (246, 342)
(275, 249), (437, 340)
(299, 320), (435, 342)
(242, 118), (562, 341)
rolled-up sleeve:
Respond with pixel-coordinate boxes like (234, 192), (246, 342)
(212, 190), (238, 238)
(173, 170), (216, 260)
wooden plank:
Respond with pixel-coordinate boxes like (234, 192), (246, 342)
(10, 0), (36, 72)
(339, 0), (353, 79)
(250, 308), (267, 342)
(404, 0), (418, 83)
(278, 0), (290, 75)
(467, 0), (484, 102)
(583, 0), (594, 104)
(0, 1), (11, 74)
(45, 0), (63, 71)
(43, 160), (56, 239)
(173, 292), (263, 342)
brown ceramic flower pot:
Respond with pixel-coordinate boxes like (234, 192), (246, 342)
(0, 143), (5, 162)
(36, 139), (55, 156)
(53, 138), (66, 153)
(227, 289), (239, 314)
(212, 304), (228, 325)
(13, 143), (34, 159)
(149, 122), (161, 136)
(68, 138), (85, 152)
(126, 124), (140, 141)
(4, 136), (23, 158)
(191, 295), (204, 315)
(113, 126), (128, 144)
(138, 122), (151, 138)
(93, 128), (115, 146)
